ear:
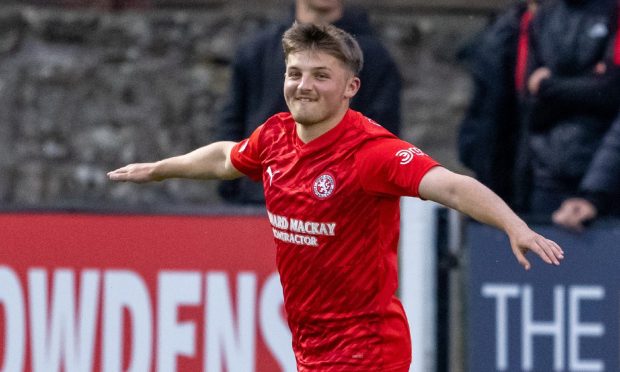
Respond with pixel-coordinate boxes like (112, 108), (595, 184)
(344, 76), (361, 99)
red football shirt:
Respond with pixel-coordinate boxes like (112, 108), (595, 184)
(230, 109), (439, 371)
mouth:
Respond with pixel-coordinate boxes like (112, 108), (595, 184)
(296, 97), (316, 102)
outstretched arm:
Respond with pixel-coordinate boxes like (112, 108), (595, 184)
(107, 141), (244, 183)
(418, 166), (564, 270)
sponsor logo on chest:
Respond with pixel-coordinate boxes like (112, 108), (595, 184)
(268, 211), (337, 247)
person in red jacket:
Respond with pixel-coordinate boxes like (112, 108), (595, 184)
(108, 22), (564, 371)
(457, 0), (541, 209)
(524, 0), (620, 216)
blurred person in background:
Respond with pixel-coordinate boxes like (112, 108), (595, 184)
(553, 110), (620, 231)
(524, 0), (620, 216)
(457, 0), (541, 210)
(215, 0), (402, 205)
(108, 23), (563, 371)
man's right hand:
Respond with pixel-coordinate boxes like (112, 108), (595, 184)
(107, 163), (159, 183)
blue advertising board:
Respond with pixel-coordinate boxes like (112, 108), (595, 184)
(468, 221), (620, 371)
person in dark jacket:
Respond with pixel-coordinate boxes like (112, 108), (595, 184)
(215, 0), (402, 204)
(525, 0), (620, 216)
(457, 1), (539, 207)
(552, 110), (620, 230)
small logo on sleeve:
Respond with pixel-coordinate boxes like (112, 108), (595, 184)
(313, 173), (336, 199)
(396, 147), (425, 165)
(365, 117), (382, 127)
(239, 139), (249, 152)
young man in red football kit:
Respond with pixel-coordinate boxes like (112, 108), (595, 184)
(108, 22), (564, 372)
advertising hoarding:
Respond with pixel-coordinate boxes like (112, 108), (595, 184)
(468, 222), (620, 371)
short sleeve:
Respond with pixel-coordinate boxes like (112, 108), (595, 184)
(356, 138), (440, 197)
(230, 125), (265, 181)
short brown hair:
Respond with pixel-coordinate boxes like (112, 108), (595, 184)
(282, 22), (364, 76)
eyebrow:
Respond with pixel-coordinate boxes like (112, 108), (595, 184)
(286, 66), (333, 72)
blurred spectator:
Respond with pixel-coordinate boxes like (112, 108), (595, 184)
(457, 0), (540, 208)
(215, 0), (402, 204)
(525, 0), (620, 216)
(552, 110), (620, 231)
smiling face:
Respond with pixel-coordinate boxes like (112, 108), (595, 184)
(284, 50), (360, 130)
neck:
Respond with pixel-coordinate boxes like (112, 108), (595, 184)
(295, 3), (343, 24)
(296, 107), (348, 144)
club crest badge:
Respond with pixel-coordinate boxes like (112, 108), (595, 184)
(313, 173), (336, 199)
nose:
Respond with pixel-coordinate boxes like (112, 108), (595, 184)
(297, 74), (313, 91)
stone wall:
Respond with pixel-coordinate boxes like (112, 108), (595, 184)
(0, 4), (493, 210)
